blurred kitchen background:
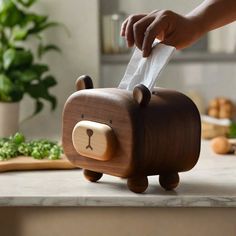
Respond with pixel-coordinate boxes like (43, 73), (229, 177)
(20, 0), (236, 139)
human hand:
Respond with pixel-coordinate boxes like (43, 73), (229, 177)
(121, 10), (203, 57)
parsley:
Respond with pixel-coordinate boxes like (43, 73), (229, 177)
(0, 132), (63, 161)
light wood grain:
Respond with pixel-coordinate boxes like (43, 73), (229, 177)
(72, 120), (117, 161)
(0, 155), (76, 173)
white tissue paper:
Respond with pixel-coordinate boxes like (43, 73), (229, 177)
(118, 41), (175, 92)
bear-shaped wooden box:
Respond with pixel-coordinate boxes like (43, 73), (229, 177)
(62, 75), (201, 193)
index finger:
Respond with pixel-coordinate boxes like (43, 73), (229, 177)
(120, 18), (128, 37)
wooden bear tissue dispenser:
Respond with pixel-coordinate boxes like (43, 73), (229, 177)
(62, 75), (201, 193)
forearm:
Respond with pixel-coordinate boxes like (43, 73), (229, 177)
(187, 0), (236, 35)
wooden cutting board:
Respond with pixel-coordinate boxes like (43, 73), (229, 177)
(0, 155), (76, 172)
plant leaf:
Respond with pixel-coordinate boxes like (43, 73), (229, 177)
(23, 99), (44, 120)
(42, 75), (57, 88)
(3, 49), (15, 70)
(0, 3), (25, 27)
(9, 86), (24, 102)
(28, 22), (61, 34)
(0, 0), (60, 112)
(24, 13), (47, 25)
(25, 82), (43, 98)
(9, 69), (38, 82)
(44, 94), (57, 110)
(33, 99), (44, 116)
(3, 49), (33, 70)
(26, 82), (57, 110)
(9, 64), (48, 83)
(0, 74), (24, 102)
(11, 27), (28, 41)
(0, 74), (12, 92)
(38, 43), (61, 58)
(17, 0), (37, 7)
(30, 64), (49, 76)
(0, 0), (13, 12)
(0, 74), (13, 102)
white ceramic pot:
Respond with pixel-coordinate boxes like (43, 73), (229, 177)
(0, 102), (20, 137)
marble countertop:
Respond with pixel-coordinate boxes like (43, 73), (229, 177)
(0, 141), (236, 207)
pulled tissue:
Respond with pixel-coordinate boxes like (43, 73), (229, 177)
(118, 41), (175, 92)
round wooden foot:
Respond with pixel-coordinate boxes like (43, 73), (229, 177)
(84, 169), (103, 182)
(127, 176), (148, 193)
(159, 173), (179, 191)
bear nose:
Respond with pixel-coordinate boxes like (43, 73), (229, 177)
(72, 120), (117, 161)
(86, 129), (93, 137)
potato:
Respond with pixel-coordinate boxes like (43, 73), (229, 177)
(211, 136), (231, 154)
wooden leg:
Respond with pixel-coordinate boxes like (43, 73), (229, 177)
(127, 176), (148, 193)
(159, 173), (179, 191)
(83, 169), (103, 182)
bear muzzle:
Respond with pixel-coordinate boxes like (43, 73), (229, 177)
(72, 120), (117, 161)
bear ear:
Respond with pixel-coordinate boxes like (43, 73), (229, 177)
(76, 75), (94, 91)
(133, 84), (151, 107)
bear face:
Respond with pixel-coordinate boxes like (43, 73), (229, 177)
(62, 75), (151, 177)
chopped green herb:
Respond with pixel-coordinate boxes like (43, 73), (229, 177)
(0, 133), (63, 161)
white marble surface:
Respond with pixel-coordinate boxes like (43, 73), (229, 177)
(0, 141), (236, 207)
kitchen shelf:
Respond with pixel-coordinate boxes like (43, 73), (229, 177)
(101, 52), (236, 65)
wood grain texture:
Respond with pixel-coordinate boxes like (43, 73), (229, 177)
(63, 88), (135, 177)
(127, 176), (148, 193)
(0, 155), (76, 172)
(133, 84), (151, 107)
(72, 120), (117, 161)
(63, 82), (201, 193)
(84, 169), (103, 182)
(76, 75), (93, 90)
(141, 88), (201, 175)
(159, 173), (180, 191)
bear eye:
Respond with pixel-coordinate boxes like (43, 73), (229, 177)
(81, 114), (84, 119)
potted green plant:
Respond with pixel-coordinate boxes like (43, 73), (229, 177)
(0, 0), (62, 137)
